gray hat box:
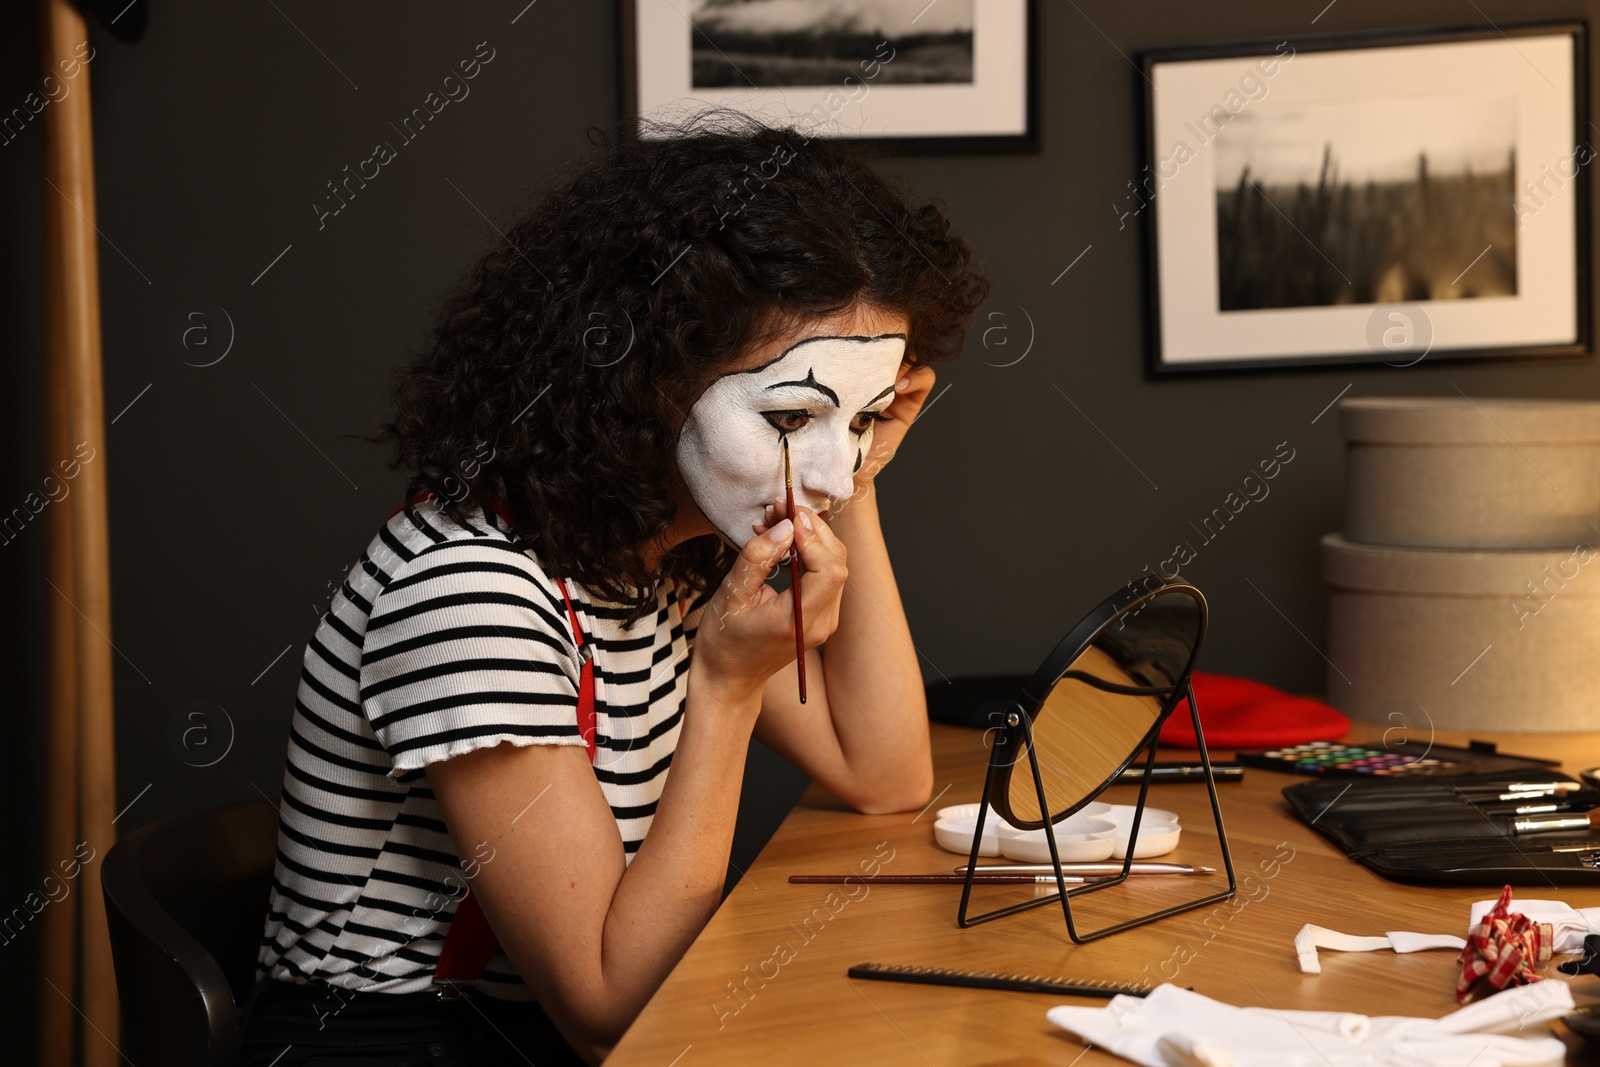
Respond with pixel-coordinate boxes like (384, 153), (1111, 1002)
(1325, 397), (1600, 731)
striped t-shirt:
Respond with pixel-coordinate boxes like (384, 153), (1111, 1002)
(255, 497), (712, 997)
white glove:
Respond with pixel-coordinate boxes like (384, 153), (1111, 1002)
(1046, 981), (1572, 1067)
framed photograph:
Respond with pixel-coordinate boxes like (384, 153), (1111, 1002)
(620, 0), (1038, 153)
(1141, 23), (1590, 373)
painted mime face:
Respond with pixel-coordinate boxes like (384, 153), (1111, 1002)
(676, 332), (907, 548)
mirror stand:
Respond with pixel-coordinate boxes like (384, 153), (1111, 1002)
(956, 676), (1238, 941)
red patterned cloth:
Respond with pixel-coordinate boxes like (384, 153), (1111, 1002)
(1455, 885), (1553, 1003)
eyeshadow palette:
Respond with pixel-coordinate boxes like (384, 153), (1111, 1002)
(1237, 739), (1558, 778)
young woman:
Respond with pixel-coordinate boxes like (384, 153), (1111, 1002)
(241, 111), (990, 1065)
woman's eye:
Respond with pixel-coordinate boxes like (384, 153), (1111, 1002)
(761, 410), (812, 433)
(850, 411), (892, 435)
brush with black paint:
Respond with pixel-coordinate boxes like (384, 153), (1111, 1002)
(783, 435), (806, 704)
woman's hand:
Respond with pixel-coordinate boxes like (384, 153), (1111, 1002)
(691, 505), (848, 703)
(853, 362), (934, 496)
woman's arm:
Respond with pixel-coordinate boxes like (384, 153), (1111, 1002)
(750, 365), (938, 814)
(428, 664), (760, 1063)
(426, 513), (849, 1062)
(752, 483), (933, 814)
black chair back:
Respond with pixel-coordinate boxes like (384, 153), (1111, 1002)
(102, 800), (278, 1067)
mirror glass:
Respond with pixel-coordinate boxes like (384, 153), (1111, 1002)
(997, 584), (1205, 829)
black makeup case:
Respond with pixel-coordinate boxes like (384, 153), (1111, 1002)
(1282, 770), (1600, 884)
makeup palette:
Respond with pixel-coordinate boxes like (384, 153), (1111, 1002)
(1238, 741), (1457, 776)
(1237, 739), (1559, 778)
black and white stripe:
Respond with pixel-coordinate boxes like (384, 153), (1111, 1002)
(256, 499), (710, 997)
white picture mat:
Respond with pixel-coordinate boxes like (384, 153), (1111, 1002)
(1151, 34), (1579, 365)
(632, 0), (1027, 138)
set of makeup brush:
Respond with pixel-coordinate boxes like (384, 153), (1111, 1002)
(1459, 780), (1600, 833)
(1286, 771), (1600, 884)
(1325, 779), (1600, 837)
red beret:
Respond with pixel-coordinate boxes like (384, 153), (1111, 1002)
(1159, 671), (1349, 749)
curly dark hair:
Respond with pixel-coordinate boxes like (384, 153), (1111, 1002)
(380, 108), (991, 626)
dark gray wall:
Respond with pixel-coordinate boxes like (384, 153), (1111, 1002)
(4, 0), (1596, 1059)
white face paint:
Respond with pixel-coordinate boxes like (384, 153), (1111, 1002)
(676, 332), (906, 547)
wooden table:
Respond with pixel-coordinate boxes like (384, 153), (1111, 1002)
(606, 722), (1600, 1065)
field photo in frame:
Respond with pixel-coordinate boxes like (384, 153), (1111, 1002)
(1140, 23), (1590, 373)
(620, 0), (1038, 152)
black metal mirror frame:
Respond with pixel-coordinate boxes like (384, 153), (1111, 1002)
(956, 578), (1238, 941)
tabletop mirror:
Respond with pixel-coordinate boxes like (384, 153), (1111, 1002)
(957, 577), (1238, 941)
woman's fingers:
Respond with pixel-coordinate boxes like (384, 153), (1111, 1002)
(723, 518), (791, 613)
(896, 363), (937, 406)
(753, 501), (780, 536)
(789, 506), (848, 646)
(705, 508), (846, 686)
(695, 519), (799, 692)
(792, 505), (844, 566)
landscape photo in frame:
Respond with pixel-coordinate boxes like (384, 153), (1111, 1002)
(1141, 24), (1589, 373)
(622, 0), (1038, 153)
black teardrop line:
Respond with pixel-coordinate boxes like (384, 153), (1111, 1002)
(853, 449), (863, 473)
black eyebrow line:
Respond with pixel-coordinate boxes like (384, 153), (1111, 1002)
(763, 368), (838, 407)
(865, 384), (895, 406)
(729, 332), (907, 377)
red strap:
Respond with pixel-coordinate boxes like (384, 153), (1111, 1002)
(432, 884), (500, 983)
(559, 580), (598, 762)
(401, 493), (595, 985)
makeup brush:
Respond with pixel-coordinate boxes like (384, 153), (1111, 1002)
(1459, 781), (1580, 797)
(783, 436), (806, 704)
(789, 874), (1107, 885)
(1512, 809), (1600, 835)
(955, 862), (1216, 876)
